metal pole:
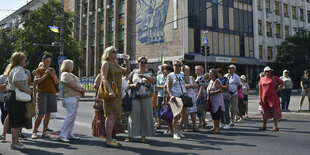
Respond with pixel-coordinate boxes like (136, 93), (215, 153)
(204, 45), (207, 73)
(58, 0), (65, 99)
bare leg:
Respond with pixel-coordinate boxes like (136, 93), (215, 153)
(2, 116), (9, 135)
(172, 115), (179, 134)
(167, 121), (173, 132)
(262, 119), (267, 128)
(43, 113), (50, 133)
(33, 114), (44, 133)
(190, 112), (196, 128)
(299, 96), (305, 109)
(178, 108), (187, 131)
(11, 128), (21, 146)
(273, 119), (279, 129)
(105, 114), (116, 142)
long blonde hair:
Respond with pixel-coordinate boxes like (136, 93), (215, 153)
(101, 46), (117, 64)
(4, 52), (26, 76)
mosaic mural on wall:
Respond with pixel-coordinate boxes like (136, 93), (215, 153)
(136, 0), (170, 45)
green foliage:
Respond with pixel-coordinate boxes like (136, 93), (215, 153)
(14, 0), (82, 74)
(275, 28), (310, 88)
(0, 29), (23, 74)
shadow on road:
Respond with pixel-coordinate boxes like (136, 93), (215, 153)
(21, 148), (64, 155)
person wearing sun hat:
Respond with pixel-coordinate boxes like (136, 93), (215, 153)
(258, 66), (284, 132)
(240, 75), (250, 118)
(280, 70), (293, 111)
(225, 64), (242, 126)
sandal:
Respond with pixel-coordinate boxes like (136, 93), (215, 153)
(271, 128), (279, 132)
(105, 141), (120, 148)
(208, 128), (215, 132)
(259, 127), (267, 131)
(124, 137), (131, 142)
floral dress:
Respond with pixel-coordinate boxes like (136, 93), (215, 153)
(103, 63), (123, 117)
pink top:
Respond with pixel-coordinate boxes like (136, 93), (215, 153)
(238, 87), (244, 99)
(259, 76), (282, 108)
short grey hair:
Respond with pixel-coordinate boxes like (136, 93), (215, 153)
(61, 59), (74, 72)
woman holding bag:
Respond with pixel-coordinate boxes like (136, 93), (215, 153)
(5, 52), (32, 150)
(167, 60), (189, 140)
(126, 56), (156, 143)
(100, 46), (130, 147)
(207, 69), (225, 133)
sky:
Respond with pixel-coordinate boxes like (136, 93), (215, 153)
(0, 0), (29, 21)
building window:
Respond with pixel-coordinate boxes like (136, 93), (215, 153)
(292, 6), (297, 19)
(91, 47), (95, 76)
(300, 9), (304, 21)
(275, 1), (280, 15)
(308, 11), (310, 23)
(285, 26), (289, 37)
(284, 4), (288, 17)
(265, 0), (270, 13)
(293, 27), (297, 35)
(108, 17), (114, 33)
(267, 46), (273, 60)
(110, 0), (114, 5)
(91, 0), (96, 12)
(259, 45), (263, 59)
(100, 0), (104, 9)
(91, 23), (95, 36)
(277, 46), (281, 58)
(266, 22), (272, 37)
(276, 24), (281, 38)
(119, 14), (124, 26)
(76, 28), (80, 41)
(258, 20), (262, 35)
(83, 2), (88, 14)
(257, 0), (261, 10)
(83, 26), (87, 40)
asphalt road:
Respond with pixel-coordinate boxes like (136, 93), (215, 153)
(0, 95), (310, 155)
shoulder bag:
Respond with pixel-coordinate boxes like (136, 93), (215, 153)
(25, 101), (36, 118)
(98, 64), (120, 100)
(15, 88), (31, 102)
(205, 80), (216, 112)
(175, 74), (193, 108)
(122, 87), (132, 112)
(159, 89), (173, 122)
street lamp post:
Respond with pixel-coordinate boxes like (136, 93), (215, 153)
(203, 31), (208, 73)
(58, 0), (65, 99)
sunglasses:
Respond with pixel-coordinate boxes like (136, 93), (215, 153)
(140, 61), (147, 64)
(174, 64), (182, 67)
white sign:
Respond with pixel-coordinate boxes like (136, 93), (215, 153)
(216, 57), (238, 63)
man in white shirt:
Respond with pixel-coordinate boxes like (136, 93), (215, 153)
(225, 64), (242, 127)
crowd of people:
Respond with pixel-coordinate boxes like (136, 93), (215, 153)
(0, 46), (310, 150)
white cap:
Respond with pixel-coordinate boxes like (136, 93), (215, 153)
(228, 64), (236, 70)
(158, 64), (168, 70)
(263, 66), (273, 72)
(240, 75), (246, 81)
(283, 69), (289, 73)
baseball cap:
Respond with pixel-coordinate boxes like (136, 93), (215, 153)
(263, 66), (273, 72)
(228, 64), (236, 70)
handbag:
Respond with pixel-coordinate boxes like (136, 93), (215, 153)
(98, 64), (119, 100)
(93, 90), (103, 110)
(15, 88), (31, 102)
(121, 88), (132, 112)
(175, 74), (193, 107)
(25, 101), (36, 118)
(205, 98), (212, 112)
(159, 103), (173, 122)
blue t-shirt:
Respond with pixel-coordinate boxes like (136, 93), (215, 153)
(195, 75), (207, 96)
(157, 74), (167, 97)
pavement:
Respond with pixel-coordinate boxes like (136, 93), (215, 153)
(0, 95), (310, 155)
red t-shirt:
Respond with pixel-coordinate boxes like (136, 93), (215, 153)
(259, 76), (282, 108)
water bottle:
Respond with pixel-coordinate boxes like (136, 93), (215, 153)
(116, 54), (130, 60)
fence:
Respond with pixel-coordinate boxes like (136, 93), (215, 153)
(79, 77), (96, 92)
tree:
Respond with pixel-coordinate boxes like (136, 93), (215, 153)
(14, 0), (82, 74)
(0, 29), (23, 74)
(275, 28), (310, 88)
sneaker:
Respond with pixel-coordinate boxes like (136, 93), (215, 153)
(178, 131), (185, 138)
(0, 134), (6, 143)
(47, 127), (53, 132)
(11, 144), (25, 150)
(58, 137), (70, 142)
(229, 122), (235, 127)
(173, 133), (181, 140)
(31, 133), (38, 139)
(220, 124), (225, 129)
(42, 132), (50, 138)
(237, 118), (244, 122)
(163, 130), (173, 136)
(299, 107), (302, 111)
(223, 124), (231, 130)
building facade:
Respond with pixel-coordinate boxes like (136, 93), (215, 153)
(0, 0), (49, 30)
(253, 0), (310, 62)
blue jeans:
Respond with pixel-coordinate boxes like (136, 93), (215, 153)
(0, 102), (8, 125)
(221, 100), (230, 124)
(281, 89), (292, 110)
